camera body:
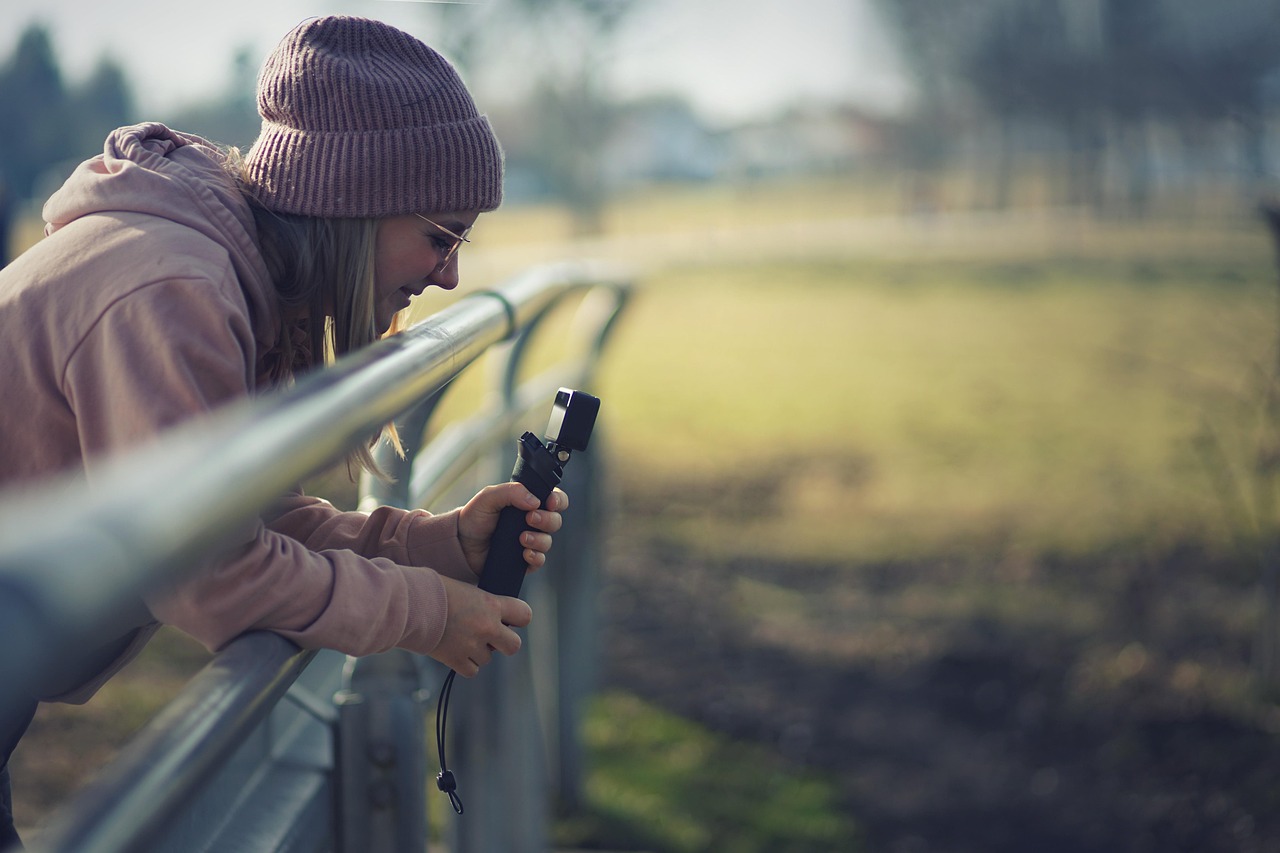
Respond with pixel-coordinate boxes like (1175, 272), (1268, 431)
(544, 388), (599, 455)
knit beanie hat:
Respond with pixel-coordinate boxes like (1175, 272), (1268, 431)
(242, 15), (503, 217)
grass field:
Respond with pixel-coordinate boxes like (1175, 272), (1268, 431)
(590, 211), (1277, 567)
(10, 179), (1280, 850)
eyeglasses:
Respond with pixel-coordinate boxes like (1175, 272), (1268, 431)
(415, 214), (472, 270)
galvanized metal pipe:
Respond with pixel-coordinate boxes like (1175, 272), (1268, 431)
(28, 632), (317, 853)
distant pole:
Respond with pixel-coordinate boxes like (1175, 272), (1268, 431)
(1256, 200), (1280, 693)
(0, 180), (11, 269)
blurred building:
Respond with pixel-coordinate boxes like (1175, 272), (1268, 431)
(599, 98), (892, 191)
(602, 97), (726, 186)
(720, 104), (891, 180)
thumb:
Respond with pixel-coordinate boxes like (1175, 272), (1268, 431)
(481, 481), (541, 514)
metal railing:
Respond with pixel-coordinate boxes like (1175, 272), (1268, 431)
(0, 261), (631, 853)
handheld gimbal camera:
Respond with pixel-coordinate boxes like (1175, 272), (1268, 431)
(436, 387), (600, 814)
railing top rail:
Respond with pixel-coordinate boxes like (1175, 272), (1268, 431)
(0, 261), (630, 715)
(29, 633), (315, 853)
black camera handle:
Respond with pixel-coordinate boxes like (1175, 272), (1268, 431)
(435, 388), (600, 814)
(475, 431), (566, 598)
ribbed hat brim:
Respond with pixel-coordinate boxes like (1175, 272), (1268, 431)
(244, 114), (504, 217)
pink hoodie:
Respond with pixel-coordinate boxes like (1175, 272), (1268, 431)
(0, 124), (473, 701)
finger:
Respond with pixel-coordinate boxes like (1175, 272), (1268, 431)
(455, 658), (479, 679)
(500, 597), (533, 628)
(545, 488), (569, 512)
(523, 548), (547, 571)
(525, 510), (562, 534)
(521, 530), (553, 554)
(492, 627), (523, 657)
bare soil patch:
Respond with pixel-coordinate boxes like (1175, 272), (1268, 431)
(598, 504), (1280, 852)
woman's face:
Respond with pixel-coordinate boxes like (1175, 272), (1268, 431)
(372, 210), (481, 333)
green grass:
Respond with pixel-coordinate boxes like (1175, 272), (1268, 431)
(594, 249), (1278, 564)
(556, 691), (861, 853)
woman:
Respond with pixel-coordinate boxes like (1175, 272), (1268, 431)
(0, 16), (565, 845)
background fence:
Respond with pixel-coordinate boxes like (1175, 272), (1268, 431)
(0, 261), (631, 853)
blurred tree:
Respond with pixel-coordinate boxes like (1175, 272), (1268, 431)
(1150, 0), (1279, 195)
(0, 25), (77, 202)
(869, 0), (1006, 207)
(68, 56), (136, 158)
(0, 24), (137, 265)
(964, 1), (1106, 208)
(0, 24), (137, 202)
(872, 0), (1280, 212)
(430, 0), (644, 234)
(167, 46), (261, 151)
(870, 6), (999, 134)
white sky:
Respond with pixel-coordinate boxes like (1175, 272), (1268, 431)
(610, 0), (911, 123)
(1, 0), (912, 126)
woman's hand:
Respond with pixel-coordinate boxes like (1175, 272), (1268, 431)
(437, 483), (568, 675)
(456, 482), (569, 577)
(431, 575), (532, 677)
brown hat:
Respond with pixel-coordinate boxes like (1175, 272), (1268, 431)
(242, 15), (503, 218)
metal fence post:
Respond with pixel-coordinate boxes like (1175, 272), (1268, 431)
(446, 650), (549, 853)
(547, 435), (606, 812)
(335, 650), (431, 853)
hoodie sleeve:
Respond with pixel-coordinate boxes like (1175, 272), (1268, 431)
(266, 495), (477, 583)
(144, 519), (450, 656)
(61, 270), (457, 656)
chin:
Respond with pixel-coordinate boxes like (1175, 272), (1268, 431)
(378, 310), (408, 336)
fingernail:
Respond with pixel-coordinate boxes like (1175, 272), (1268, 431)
(525, 492), (538, 506)
(529, 512), (542, 525)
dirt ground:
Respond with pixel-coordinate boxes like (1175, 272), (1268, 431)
(598, 501), (1280, 853)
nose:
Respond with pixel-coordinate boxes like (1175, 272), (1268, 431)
(430, 255), (461, 291)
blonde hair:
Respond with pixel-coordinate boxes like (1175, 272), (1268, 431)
(224, 149), (401, 478)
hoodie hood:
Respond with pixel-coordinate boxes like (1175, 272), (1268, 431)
(43, 123), (279, 353)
